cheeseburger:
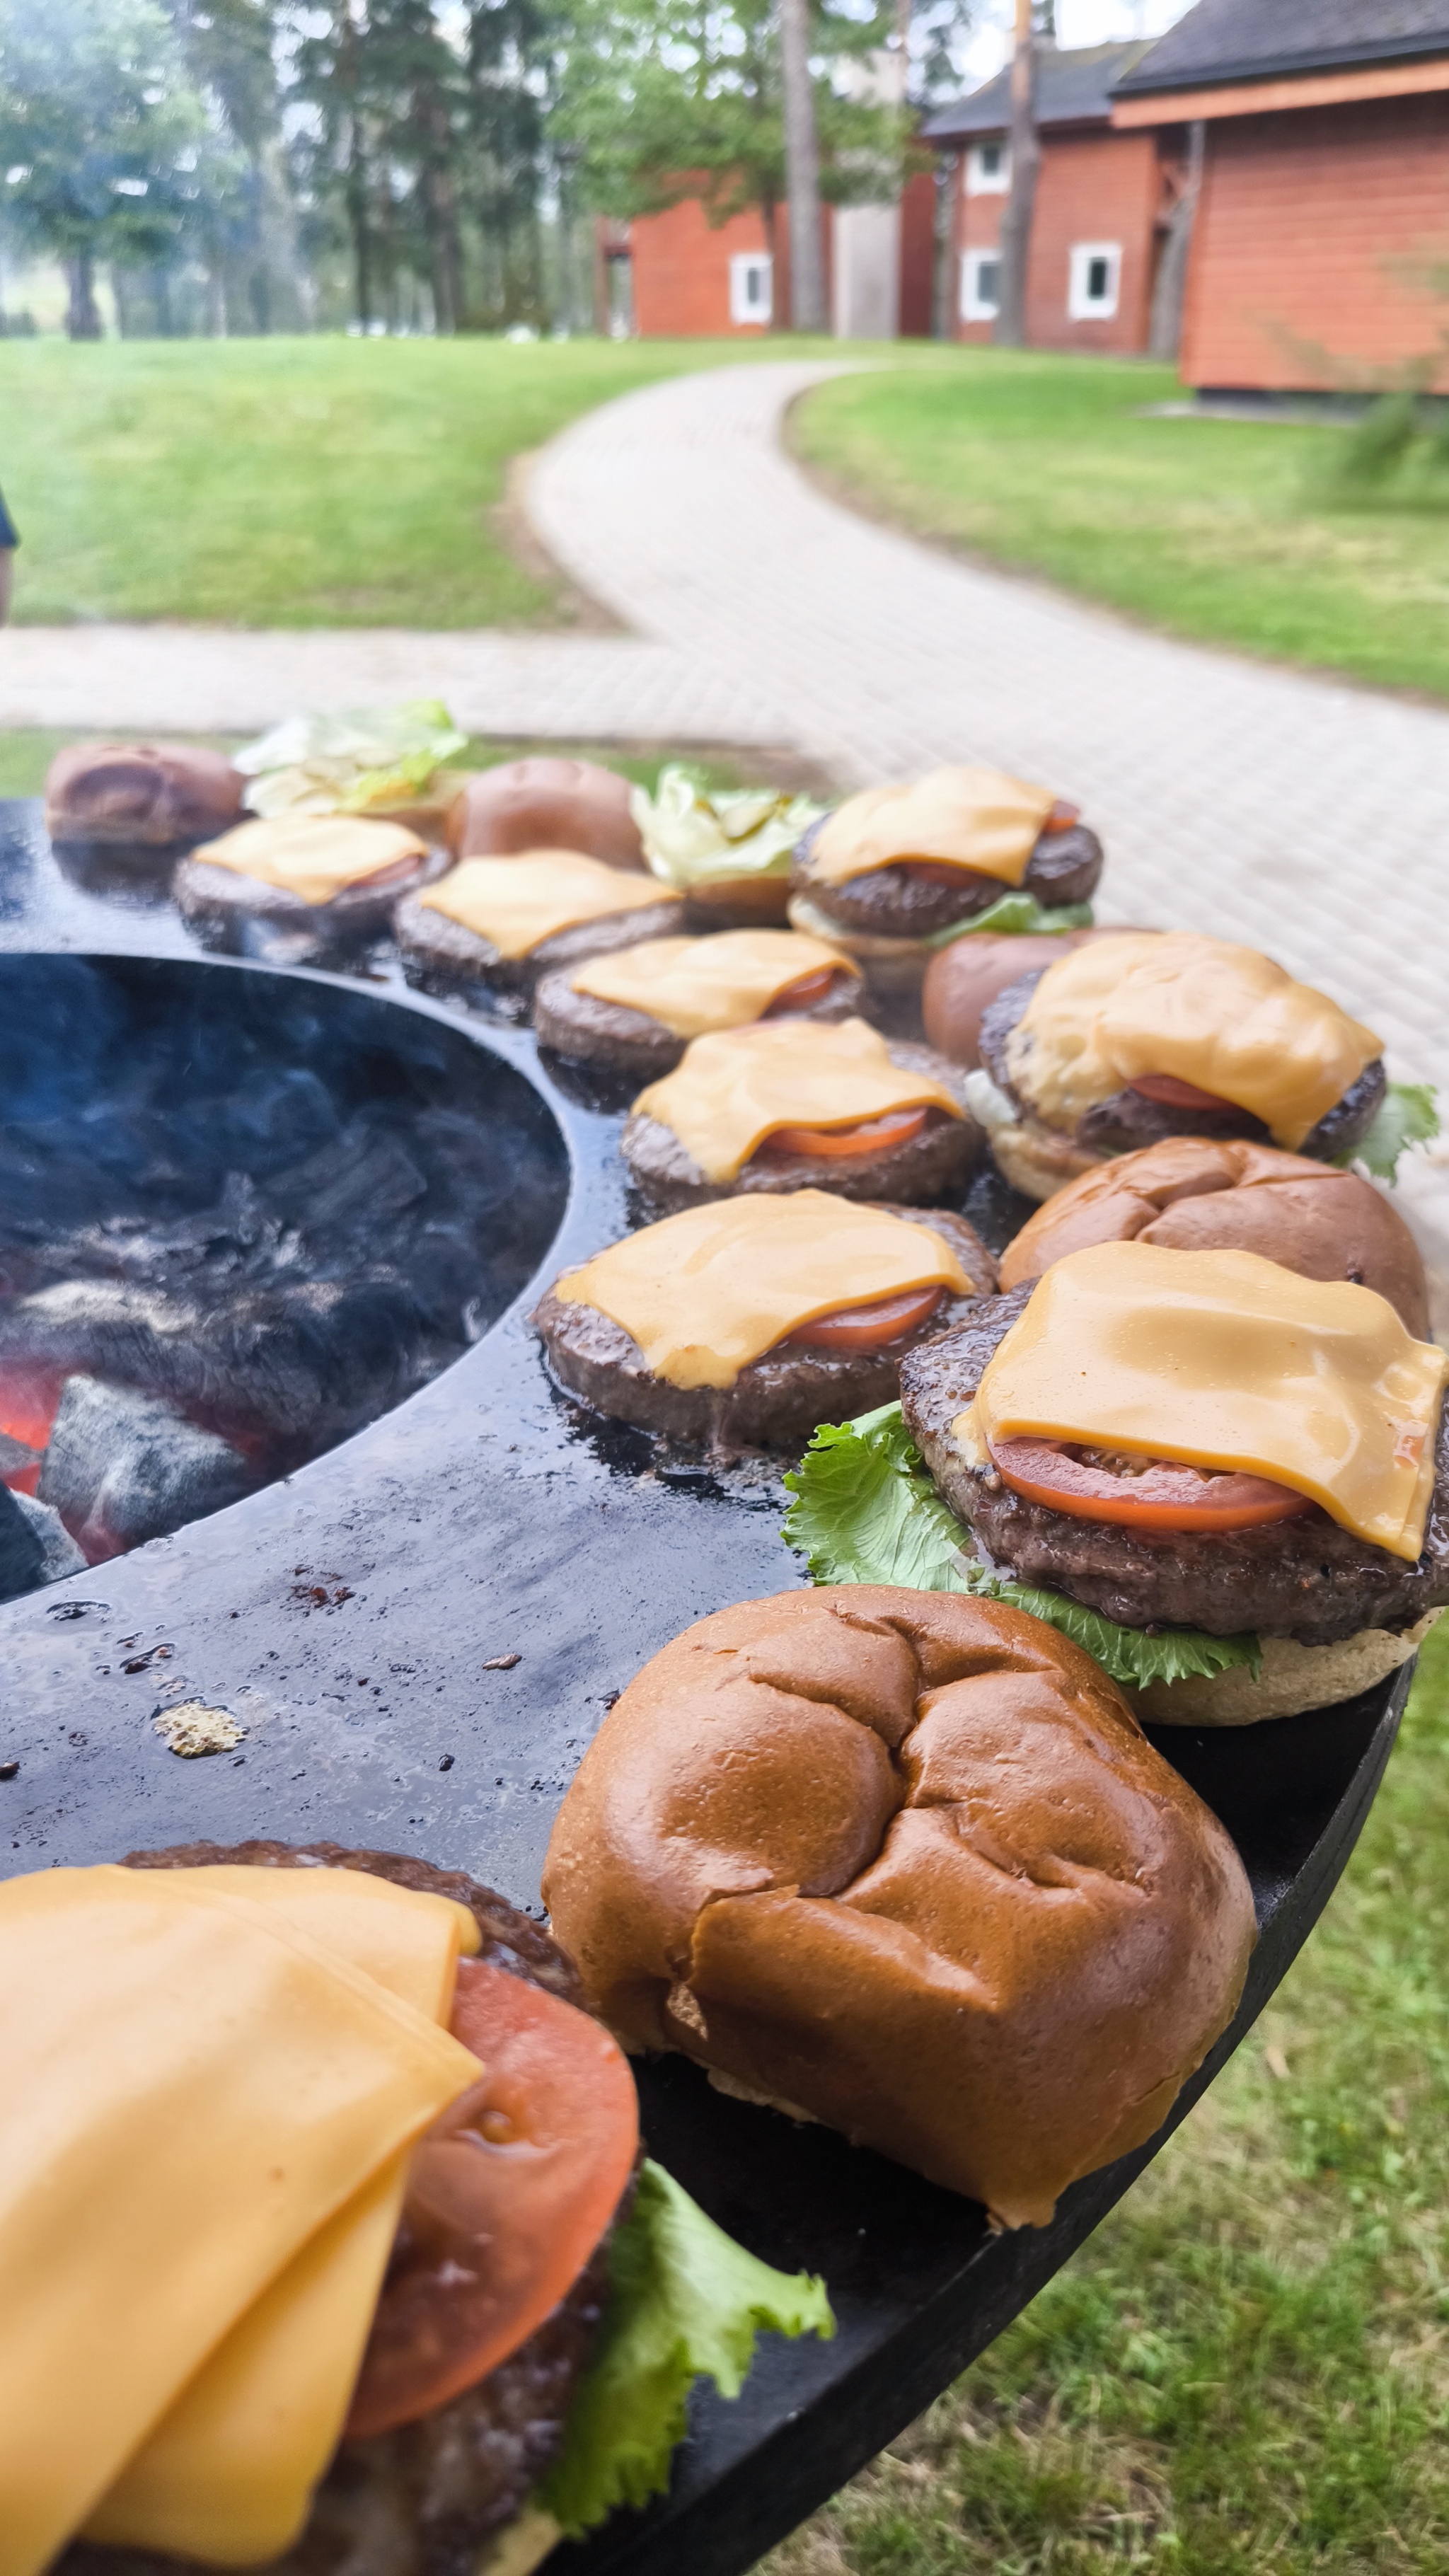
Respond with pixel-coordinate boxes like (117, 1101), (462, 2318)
(998, 1136), (1430, 1336)
(969, 931), (1386, 1201)
(543, 1587), (1257, 2229)
(620, 1016), (981, 1214)
(393, 853), (682, 1000)
(899, 1239), (1449, 1725)
(175, 814), (438, 959)
(18, 1839), (828, 2576)
(533, 927), (864, 1075)
(533, 1191), (994, 1450)
(787, 766), (1104, 996)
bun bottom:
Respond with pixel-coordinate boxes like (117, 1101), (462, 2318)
(785, 892), (932, 1000)
(1131, 1610), (1441, 1727)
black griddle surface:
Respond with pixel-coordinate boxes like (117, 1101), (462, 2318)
(0, 802), (1407, 2576)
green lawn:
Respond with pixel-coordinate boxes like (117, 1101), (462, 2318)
(791, 354), (1449, 700)
(763, 1617), (1449, 2576)
(0, 335), (845, 630)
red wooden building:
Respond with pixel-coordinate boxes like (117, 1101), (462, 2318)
(924, 41), (1189, 353)
(613, 176), (937, 340)
(1112, 0), (1449, 392)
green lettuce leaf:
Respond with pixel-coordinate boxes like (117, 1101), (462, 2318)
(783, 1405), (1261, 1692)
(630, 763), (824, 888)
(541, 2159), (834, 2537)
(923, 894), (1095, 945)
(1339, 1080), (1440, 1183)
(236, 698), (467, 818)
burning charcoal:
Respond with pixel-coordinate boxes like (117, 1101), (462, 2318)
(0, 1484), (46, 1602)
(8, 1489), (86, 1584)
(37, 1377), (255, 1558)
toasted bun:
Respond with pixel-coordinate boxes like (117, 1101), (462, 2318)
(784, 892), (933, 997)
(542, 1586), (1256, 2229)
(449, 758), (645, 867)
(1131, 1608), (1441, 1727)
(45, 741), (244, 848)
(684, 874), (792, 925)
(983, 1104), (1104, 1201)
(923, 928), (1122, 1071)
(999, 1136), (1430, 1336)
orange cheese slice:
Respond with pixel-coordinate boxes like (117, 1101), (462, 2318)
(1006, 932), (1382, 1151)
(632, 1016), (964, 1184)
(554, 1190), (973, 1389)
(956, 1240), (1446, 1562)
(202, 814), (426, 906)
(571, 928), (854, 1039)
(418, 851), (677, 959)
(805, 766), (1058, 890)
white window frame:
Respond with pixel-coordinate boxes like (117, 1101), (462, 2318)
(1068, 241), (1122, 320)
(959, 246), (1001, 323)
(729, 252), (773, 325)
(965, 139), (1010, 196)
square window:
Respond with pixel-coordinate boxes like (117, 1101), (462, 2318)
(729, 252), (773, 325)
(960, 249), (1000, 322)
(1068, 241), (1121, 320)
(965, 140), (1010, 197)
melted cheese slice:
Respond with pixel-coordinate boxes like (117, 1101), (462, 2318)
(554, 1189), (972, 1389)
(1005, 932), (1382, 1151)
(419, 850), (677, 959)
(0, 1864), (478, 2576)
(88, 1866), (482, 2562)
(632, 1016), (964, 1184)
(957, 1240), (1446, 1561)
(203, 814), (426, 906)
(571, 928), (854, 1038)
(806, 766), (1058, 889)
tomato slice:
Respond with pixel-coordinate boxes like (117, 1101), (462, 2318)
(1128, 1072), (1237, 1113)
(755, 1107), (930, 1162)
(0, 1371), (62, 1494)
(786, 1285), (945, 1351)
(344, 1956), (639, 2439)
(991, 1436), (1317, 1531)
(761, 967), (844, 1015)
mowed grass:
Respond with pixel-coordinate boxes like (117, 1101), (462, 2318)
(791, 354), (1449, 700)
(761, 1617), (1449, 2576)
(0, 334), (842, 629)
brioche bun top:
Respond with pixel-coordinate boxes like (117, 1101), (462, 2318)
(45, 741), (245, 847)
(449, 758), (645, 869)
(542, 1586), (1256, 2229)
(998, 1136), (1428, 1336)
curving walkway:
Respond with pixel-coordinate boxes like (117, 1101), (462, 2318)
(529, 357), (1449, 1282)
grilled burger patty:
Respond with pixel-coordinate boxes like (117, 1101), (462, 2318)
(536, 1206), (996, 1450)
(61, 1840), (619, 2576)
(899, 1290), (1449, 1647)
(393, 890), (683, 996)
(788, 818), (1103, 937)
(531, 962), (862, 1078)
(978, 969), (1388, 1162)
(175, 854), (438, 954)
(622, 1039), (981, 1215)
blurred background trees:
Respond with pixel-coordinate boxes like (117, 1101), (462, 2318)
(0, 0), (960, 335)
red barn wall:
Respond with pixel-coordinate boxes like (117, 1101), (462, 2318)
(1182, 94), (1449, 390)
(954, 125), (1160, 352)
(629, 197), (788, 337)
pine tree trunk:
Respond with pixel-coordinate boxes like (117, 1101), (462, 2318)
(778, 0), (825, 332)
(993, 0), (1039, 349)
(66, 249), (103, 340)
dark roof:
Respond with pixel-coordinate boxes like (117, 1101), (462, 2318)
(1116, 0), (1449, 95)
(922, 40), (1153, 142)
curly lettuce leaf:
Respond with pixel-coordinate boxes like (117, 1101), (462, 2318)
(783, 1404), (1261, 1692)
(630, 764), (824, 888)
(1340, 1080), (1440, 1184)
(924, 893), (1095, 945)
(541, 2159), (833, 2537)
(237, 699), (466, 816)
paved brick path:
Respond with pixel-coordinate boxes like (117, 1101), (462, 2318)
(0, 623), (788, 750)
(529, 359), (1449, 1289)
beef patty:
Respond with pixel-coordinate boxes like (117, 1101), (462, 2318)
(788, 816), (1103, 940)
(61, 1840), (617, 2576)
(393, 889), (685, 998)
(899, 1290), (1449, 1646)
(535, 1204), (996, 1452)
(978, 969), (1387, 1162)
(622, 1039), (982, 1215)
(175, 851), (439, 959)
(532, 961), (863, 1078)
